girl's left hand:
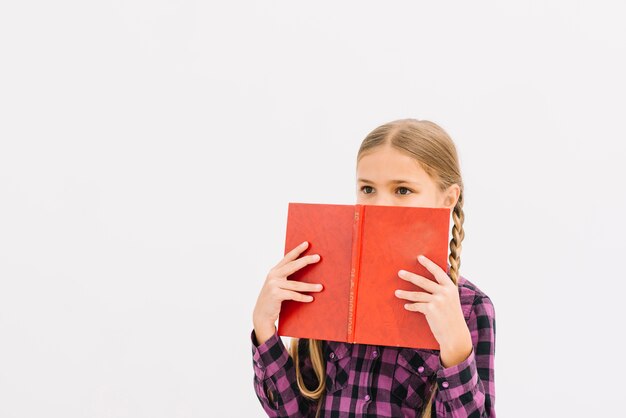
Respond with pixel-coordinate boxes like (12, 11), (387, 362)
(394, 254), (472, 367)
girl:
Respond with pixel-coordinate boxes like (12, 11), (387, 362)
(251, 119), (496, 417)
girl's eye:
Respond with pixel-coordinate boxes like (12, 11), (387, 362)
(361, 185), (374, 194)
(396, 187), (412, 195)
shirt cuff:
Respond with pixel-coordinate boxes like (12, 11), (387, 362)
(435, 346), (479, 402)
(251, 328), (291, 381)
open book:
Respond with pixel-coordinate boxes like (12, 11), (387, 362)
(277, 202), (451, 350)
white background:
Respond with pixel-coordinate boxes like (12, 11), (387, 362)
(1, 1), (625, 417)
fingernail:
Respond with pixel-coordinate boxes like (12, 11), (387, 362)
(398, 270), (406, 276)
(315, 284), (323, 290)
(302, 241), (308, 246)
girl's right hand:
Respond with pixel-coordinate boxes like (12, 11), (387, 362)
(252, 241), (323, 345)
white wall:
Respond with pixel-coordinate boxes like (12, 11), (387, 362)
(1, 1), (624, 417)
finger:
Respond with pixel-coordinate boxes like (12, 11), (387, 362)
(417, 255), (454, 286)
(273, 241), (310, 270)
(280, 280), (324, 293)
(276, 253), (321, 277)
(403, 302), (427, 313)
(394, 289), (432, 303)
(279, 289), (315, 303)
(398, 269), (439, 294)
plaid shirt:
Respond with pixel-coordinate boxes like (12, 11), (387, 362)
(251, 275), (496, 417)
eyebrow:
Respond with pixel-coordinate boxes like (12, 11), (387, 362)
(357, 178), (421, 186)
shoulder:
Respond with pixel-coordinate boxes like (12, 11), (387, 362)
(456, 274), (496, 319)
(457, 274), (491, 302)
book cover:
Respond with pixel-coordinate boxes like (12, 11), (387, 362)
(277, 202), (451, 350)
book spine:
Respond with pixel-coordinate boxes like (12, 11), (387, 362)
(347, 205), (365, 343)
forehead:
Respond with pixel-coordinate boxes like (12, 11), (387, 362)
(356, 145), (432, 183)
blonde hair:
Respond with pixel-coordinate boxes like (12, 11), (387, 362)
(288, 118), (466, 417)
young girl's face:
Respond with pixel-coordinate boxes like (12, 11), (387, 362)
(356, 144), (459, 209)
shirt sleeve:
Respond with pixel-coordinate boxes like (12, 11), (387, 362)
(434, 295), (496, 417)
(251, 328), (319, 417)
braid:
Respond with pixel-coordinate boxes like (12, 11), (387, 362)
(448, 190), (465, 285)
(420, 190), (465, 418)
(288, 338), (326, 417)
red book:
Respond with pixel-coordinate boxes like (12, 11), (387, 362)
(277, 202), (451, 350)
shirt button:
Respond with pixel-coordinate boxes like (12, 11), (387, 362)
(417, 366), (425, 373)
(372, 350), (378, 358)
(364, 394), (371, 401)
(329, 352), (335, 359)
(441, 381), (449, 389)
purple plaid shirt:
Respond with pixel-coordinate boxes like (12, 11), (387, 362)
(251, 275), (496, 417)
